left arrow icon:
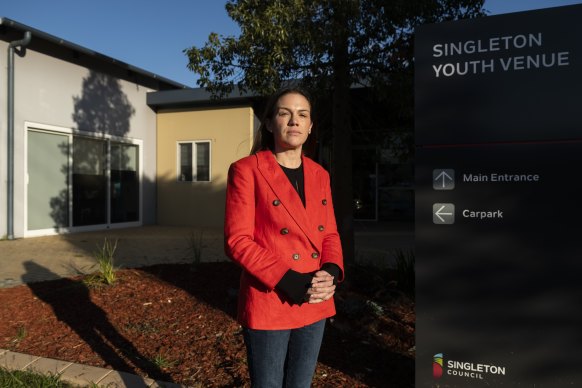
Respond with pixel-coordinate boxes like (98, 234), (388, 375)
(433, 203), (455, 224)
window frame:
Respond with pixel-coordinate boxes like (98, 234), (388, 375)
(176, 140), (212, 183)
(24, 121), (143, 237)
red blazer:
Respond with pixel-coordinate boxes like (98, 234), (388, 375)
(224, 150), (344, 329)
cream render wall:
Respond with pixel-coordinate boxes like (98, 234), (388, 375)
(157, 106), (255, 227)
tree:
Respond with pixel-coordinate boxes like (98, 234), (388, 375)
(185, 0), (486, 263)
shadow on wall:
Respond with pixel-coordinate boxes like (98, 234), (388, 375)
(72, 71), (135, 137)
(49, 71), (136, 229)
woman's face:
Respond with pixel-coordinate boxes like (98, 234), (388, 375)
(268, 92), (313, 153)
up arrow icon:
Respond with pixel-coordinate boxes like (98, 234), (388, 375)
(433, 169), (455, 190)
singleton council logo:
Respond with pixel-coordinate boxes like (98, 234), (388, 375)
(432, 352), (507, 381)
(433, 353), (444, 379)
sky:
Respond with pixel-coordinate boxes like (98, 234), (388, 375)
(2, 0), (581, 88)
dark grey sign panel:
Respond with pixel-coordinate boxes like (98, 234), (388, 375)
(416, 5), (582, 146)
(415, 4), (582, 387)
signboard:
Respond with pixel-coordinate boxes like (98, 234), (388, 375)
(415, 5), (582, 387)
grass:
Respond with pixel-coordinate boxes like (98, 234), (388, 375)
(393, 248), (415, 295)
(11, 325), (27, 344)
(84, 238), (118, 287)
(0, 367), (74, 388)
(123, 321), (159, 334)
(152, 353), (177, 369)
(186, 229), (204, 267)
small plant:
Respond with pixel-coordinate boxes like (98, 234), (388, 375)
(152, 353), (177, 369)
(124, 321), (158, 334)
(84, 238), (118, 287)
(12, 325), (27, 344)
(365, 299), (385, 317)
(186, 229), (204, 266)
(393, 248), (415, 295)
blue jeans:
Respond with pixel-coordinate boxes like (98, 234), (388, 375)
(243, 319), (326, 388)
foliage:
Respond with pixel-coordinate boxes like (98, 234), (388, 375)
(186, 229), (205, 267)
(185, 0), (486, 97)
(11, 325), (27, 344)
(152, 353), (177, 369)
(393, 248), (415, 295)
(184, 0), (486, 263)
(0, 367), (73, 388)
(344, 261), (392, 301)
(84, 238), (118, 287)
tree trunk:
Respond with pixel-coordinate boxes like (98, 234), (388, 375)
(331, 2), (355, 265)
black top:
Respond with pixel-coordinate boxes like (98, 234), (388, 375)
(276, 162), (341, 304)
(280, 163), (305, 207)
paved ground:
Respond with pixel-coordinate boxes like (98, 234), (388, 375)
(0, 226), (225, 288)
(0, 222), (413, 288)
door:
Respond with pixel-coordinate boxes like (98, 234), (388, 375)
(110, 142), (139, 223)
(27, 131), (69, 231)
(72, 137), (107, 226)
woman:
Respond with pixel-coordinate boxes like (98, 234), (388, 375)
(224, 88), (344, 387)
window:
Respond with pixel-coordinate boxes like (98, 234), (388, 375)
(178, 141), (211, 182)
(26, 126), (142, 234)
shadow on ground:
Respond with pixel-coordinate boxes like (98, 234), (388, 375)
(22, 261), (174, 383)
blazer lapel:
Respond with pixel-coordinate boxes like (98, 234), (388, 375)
(256, 151), (319, 247)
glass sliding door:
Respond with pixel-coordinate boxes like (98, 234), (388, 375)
(72, 137), (107, 226)
(27, 127), (141, 235)
(110, 142), (139, 223)
(27, 131), (70, 231)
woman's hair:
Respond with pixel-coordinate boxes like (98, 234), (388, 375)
(250, 87), (314, 155)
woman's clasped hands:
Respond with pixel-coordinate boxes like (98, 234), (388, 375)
(306, 270), (336, 303)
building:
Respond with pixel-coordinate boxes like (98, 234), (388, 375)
(147, 88), (260, 228)
(0, 17), (184, 239)
(1, 17), (413, 240)
(0, 18), (264, 239)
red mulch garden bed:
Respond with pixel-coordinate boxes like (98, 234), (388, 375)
(0, 262), (414, 387)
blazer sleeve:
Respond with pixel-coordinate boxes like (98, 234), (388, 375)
(320, 171), (345, 282)
(224, 161), (290, 290)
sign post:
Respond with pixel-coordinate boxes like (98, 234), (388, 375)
(415, 5), (582, 386)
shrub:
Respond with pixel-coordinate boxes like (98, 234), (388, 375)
(393, 248), (415, 295)
(84, 238), (118, 287)
(187, 229), (204, 267)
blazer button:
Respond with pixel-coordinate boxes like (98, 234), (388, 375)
(322, 199), (327, 205)
(280, 228), (289, 235)
(311, 252), (319, 259)
(318, 225), (324, 231)
(292, 253), (300, 260)
(273, 199), (281, 206)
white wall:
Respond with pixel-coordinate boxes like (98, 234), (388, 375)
(0, 41), (158, 238)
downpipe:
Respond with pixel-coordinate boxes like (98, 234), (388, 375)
(7, 31), (31, 240)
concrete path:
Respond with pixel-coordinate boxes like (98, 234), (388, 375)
(0, 225), (226, 288)
(0, 348), (186, 387)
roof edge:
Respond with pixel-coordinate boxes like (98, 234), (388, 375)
(0, 16), (188, 90)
